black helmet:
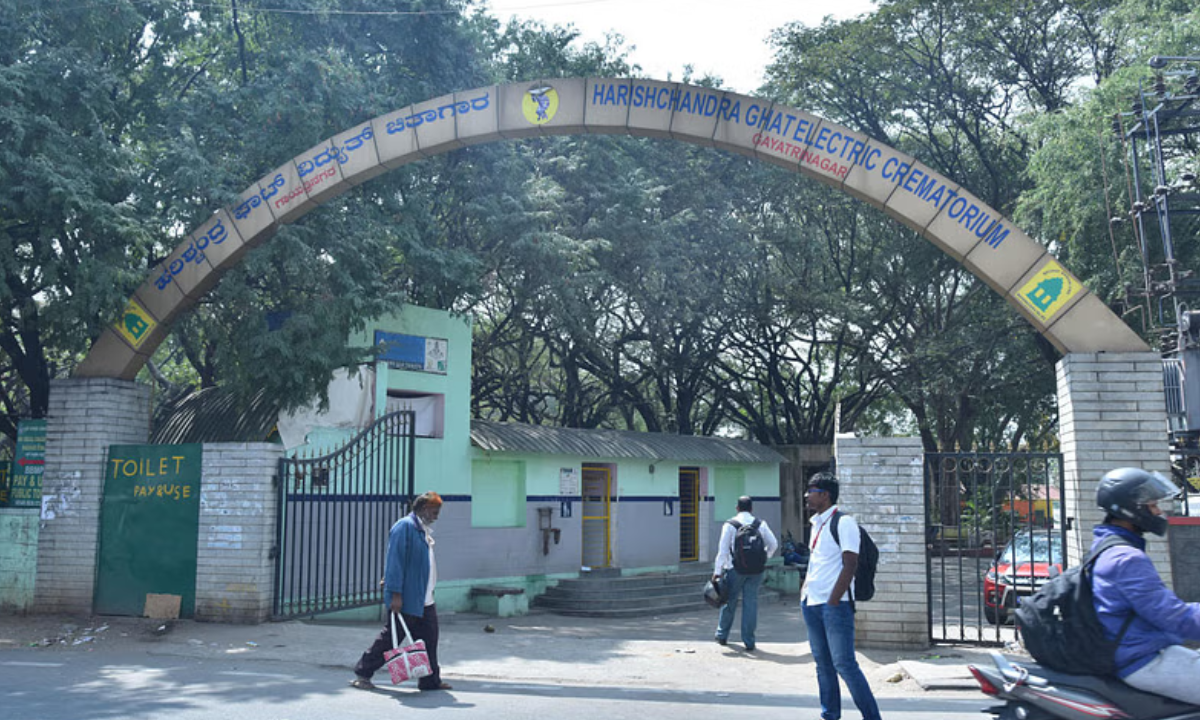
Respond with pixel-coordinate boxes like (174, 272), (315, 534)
(1096, 467), (1179, 536)
(703, 577), (728, 609)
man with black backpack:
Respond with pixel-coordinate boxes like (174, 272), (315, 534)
(1087, 467), (1200, 704)
(713, 495), (778, 651)
(801, 472), (882, 720)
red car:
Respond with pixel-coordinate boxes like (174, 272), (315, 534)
(983, 529), (1064, 624)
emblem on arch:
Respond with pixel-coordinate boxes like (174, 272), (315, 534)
(523, 85), (558, 125)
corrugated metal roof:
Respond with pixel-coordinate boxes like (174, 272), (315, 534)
(470, 419), (785, 464)
(151, 386), (281, 445)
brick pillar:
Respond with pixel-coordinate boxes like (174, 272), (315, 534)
(195, 443), (283, 623)
(35, 378), (150, 614)
(1057, 352), (1171, 580)
(833, 435), (928, 649)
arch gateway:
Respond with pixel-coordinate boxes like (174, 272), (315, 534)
(77, 77), (1146, 376)
(35, 79), (1167, 645)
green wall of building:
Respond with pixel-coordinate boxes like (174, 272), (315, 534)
(0, 508), (39, 612)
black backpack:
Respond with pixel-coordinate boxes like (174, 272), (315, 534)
(829, 511), (879, 602)
(729, 518), (768, 575)
(1014, 535), (1135, 676)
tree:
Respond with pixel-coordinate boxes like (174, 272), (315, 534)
(0, 0), (187, 438)
(762, 0), (1110, 450)
(1017, 0), (1200, 343)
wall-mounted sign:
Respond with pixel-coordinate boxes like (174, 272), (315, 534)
(7, 419), (46, 509)
(0, 458), (10, 506)
(375, 331), (448, 374)
(559, 467), (579, 496)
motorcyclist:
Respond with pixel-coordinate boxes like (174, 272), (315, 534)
(1092, 467), (1200, 704)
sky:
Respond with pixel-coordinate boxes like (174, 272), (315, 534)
(487, 0), (879, 95)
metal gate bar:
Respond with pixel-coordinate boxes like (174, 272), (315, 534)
(924, 452), (1065, 646)
(273, 410), (415, 619)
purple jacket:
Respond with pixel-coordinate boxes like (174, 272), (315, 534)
(1091, 524), (1200, 676)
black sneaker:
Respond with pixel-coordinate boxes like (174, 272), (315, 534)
(715, 636), (727, 645)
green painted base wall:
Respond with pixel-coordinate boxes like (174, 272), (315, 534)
(0, 509), (39, 613)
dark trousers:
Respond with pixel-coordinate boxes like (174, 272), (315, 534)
(354, 604), (442, 689)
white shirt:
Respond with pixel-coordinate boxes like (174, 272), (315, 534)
(802, 506), (860, 605)
(416, 515), (437, 606)
(713, 511), (779, 575)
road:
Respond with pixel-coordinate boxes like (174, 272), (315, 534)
(1, 648), (992, 720)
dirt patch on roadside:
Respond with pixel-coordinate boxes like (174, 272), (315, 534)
(0, 613), (177, 651)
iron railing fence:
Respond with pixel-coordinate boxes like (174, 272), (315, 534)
(924, 452), (1065, 646)
(273, 410), (415, 619)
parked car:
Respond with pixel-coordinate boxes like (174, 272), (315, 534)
(983, 529), (1064, 624)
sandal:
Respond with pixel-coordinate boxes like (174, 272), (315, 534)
(350, 677), (375, 690)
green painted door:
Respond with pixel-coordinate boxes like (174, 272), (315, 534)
(95, 444), (202, 617)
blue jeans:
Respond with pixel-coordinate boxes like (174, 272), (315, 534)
(802, 599), (882, 720)
(715, 569), (763, 647)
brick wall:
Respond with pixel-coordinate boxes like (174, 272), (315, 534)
(833, 435), (928, 650)
(35, 378), (150, 613)
(195, 443), (283, 623)
(1057, 352), (1172, 579)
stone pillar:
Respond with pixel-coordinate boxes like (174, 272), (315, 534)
(1057, 352), (1171, 579)
(35, 378), (150, 614)
(195, 443), (284, 623)
(834, 435), (928, 649)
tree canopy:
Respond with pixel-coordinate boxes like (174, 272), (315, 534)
(1, 0), (1194, 453)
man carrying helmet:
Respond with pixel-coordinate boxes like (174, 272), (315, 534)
(1092, 467), (1200, 703)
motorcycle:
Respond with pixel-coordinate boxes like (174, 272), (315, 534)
(969, 651), (1200, 719)
(781, 530), (809, 566)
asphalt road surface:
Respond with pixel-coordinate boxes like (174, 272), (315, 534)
(1, 648), (993, 720)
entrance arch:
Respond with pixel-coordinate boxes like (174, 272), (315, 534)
(76, 77), (1148, 378)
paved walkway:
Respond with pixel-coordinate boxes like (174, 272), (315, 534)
(0, 600), (1012, 696)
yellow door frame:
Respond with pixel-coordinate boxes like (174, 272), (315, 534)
(581, 464), (612, 568)
(678, 468), (700, 562)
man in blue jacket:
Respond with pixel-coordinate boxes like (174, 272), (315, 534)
(1092, 467), (1200, 704)
(351, 491), (452, 691)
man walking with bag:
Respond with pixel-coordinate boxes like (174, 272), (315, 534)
(351, 491), (453, 691)
(713, 495), (778, 651)
(801, 472), (881, 720)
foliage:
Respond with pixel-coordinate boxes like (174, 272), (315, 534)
(1016, 0), (1200, 340)
(0, 0), (1188, 453)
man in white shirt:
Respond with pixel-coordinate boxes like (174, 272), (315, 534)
(713, 495), (778, 651)
(801, 472), (881, 720)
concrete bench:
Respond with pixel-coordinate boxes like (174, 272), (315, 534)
(469, 586), (528, 617)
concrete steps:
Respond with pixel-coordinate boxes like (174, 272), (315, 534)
(534, 565), (741, 618)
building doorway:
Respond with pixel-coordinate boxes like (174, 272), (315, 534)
(581, 464), (612, 568)
(679, 467), (700, 562)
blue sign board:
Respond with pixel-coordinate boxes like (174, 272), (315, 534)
(375, 331), (448, 374)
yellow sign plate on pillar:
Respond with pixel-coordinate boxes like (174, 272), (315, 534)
(1016, 259), (1081, 324)
(116, 298), (157, 349)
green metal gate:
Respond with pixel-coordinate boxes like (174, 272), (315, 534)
(274, 410), (415, 619)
